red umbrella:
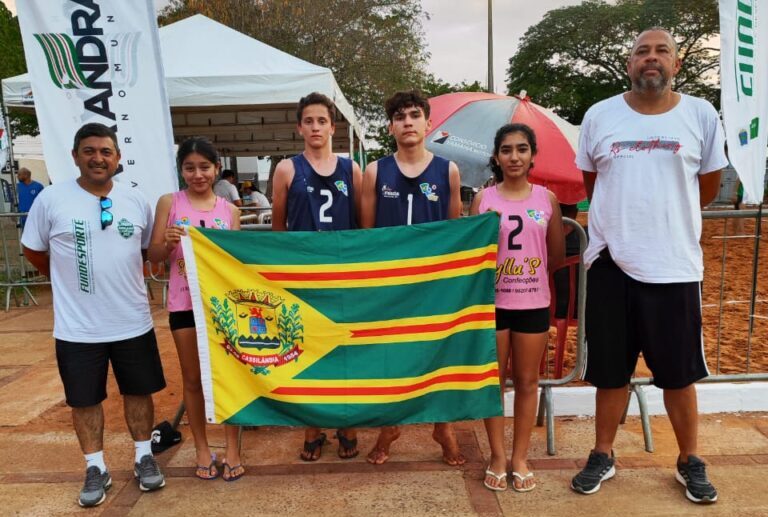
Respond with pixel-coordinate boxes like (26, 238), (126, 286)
(426, 92), (586, 204)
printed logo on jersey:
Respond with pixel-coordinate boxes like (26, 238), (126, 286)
(381, 184), (400, 199)
(175, 217), (190, 227)
(526, 209), (547, 226)
(213, 218), (229, 230)
(419, 182), (440, 202)
(609, 137), (682, 158)
(72, 219), (93, 294)
(117, 218), (135, 239)
(306, 185), (315, 193)
(335, 180), (349, 197)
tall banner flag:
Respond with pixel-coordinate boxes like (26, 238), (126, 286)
(16, 0), (177, 208)
(181, 214), (503, 427)
(720, 0), (768, 204)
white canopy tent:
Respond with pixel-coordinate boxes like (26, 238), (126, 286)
(2, 14), (363, 158)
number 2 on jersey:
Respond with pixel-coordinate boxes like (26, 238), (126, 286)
(507, 215), (523, 250)
(319, 189), (333, 223)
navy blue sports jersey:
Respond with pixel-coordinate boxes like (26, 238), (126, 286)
(286, 154), (357, 231)
(374, 155), (452, 228)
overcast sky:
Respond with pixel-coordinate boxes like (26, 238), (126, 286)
(2, 0), (579, 93)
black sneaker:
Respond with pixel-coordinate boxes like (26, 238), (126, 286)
(571, 450), (616, 494)
(78, 466), (112, 507)
(676, 455), (718, 504)
(134, 454), (166, 492)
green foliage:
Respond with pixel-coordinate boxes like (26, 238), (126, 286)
(277, 303), (303, 356)
(0, 4), (39, 136)
(210, 297), (238, 348)
(506, 0), (720, 124)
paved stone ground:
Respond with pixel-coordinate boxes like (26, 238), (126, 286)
(1, 290), (767, 516)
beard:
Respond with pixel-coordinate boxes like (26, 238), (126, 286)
(632, 66), (670, 93)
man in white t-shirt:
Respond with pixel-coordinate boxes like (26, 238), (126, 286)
(570, 28), (727, 505)
(22, 123), (167, 508)
(213, 169), (242, 206)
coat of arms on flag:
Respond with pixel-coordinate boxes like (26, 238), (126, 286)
(182, 212), (503, 428)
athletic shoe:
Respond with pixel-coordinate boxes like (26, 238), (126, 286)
(676, 455), (718, 504)
(134, 454), (166, 492)
(570, 450), (616, 494)
(78, 466), (112, 507)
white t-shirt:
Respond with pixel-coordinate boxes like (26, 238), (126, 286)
(250, 190), (270, 208)
(21, 179), (154, 342)
(576, 93), (728, 283)
(213, 179), (240, 203)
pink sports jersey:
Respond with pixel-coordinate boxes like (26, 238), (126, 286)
(167, 191), (233, 312)
(479, 184), (553, 310)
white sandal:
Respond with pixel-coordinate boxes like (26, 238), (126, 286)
(483, 466), (508, 492)
(511, 471), (536, 492)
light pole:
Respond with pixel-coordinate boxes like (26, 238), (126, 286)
(487, 0), (494, 93)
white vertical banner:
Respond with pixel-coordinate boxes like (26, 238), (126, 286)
(720, 0), (768, 205)
(16, 0), (177, 208)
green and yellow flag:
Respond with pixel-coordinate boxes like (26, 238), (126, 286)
(182, 212), (502, 427)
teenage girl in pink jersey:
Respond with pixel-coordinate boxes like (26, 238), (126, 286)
(148, 138), (244, 481)
(471, 124), (564, 492)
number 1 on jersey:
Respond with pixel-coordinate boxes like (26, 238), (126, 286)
(319, 189), (333, 223)
(406, 193), (413, 226)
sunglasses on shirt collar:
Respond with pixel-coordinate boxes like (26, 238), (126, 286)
(100, 196), (113, 230)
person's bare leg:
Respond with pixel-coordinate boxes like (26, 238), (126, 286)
(337, 428), (359, 459)
(72, 404), (105, 454)
(301, 427), (324, 461)
(366, 426), (401, 464)
(483, 329), (510, 489)
(508, 330), (547, 490)
(123, 395), (154, 441)
(664, 384), (698, 459)
(594, 386), (630, 455)
(172, 328), (215, 471)
(432, 422), (466, 466)
(222, 425), (245, 480)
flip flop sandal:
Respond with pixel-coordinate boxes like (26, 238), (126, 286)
(483, 466), (508, 492)
(300, 432), (327, 461)
(221, 462), (245, 482)
(511, 471), (536, 492)
(335, 429), (360, 459)
(195, 453), (219, 480)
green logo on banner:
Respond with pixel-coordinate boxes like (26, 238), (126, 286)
(33, 33), (89, 90)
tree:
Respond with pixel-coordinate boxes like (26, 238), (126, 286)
(158, 0), (430, 123)
(0, 4), (38, 136)
(506, 0), (720, 124)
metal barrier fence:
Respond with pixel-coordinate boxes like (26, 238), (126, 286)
(628, 208), (768, 453)
(0, 212), (48, 311)
(535, 209), (768, 456)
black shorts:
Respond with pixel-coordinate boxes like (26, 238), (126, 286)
(169, 310), (195, 331)
(55, 329), (166, 407)
(584, 253), (708, 390)
(495, 307), (550, 333)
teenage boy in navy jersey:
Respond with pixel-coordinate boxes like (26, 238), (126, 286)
(360, 90), (464, 465)
(272, 92), (362, 461)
